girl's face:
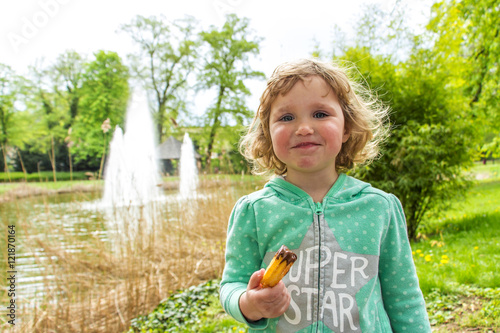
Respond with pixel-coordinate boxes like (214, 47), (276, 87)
(269, 75), (350, 181)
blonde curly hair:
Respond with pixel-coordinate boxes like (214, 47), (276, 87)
(240, 58), (389, 176)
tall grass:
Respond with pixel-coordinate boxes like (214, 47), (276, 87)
(0, 176), (261, 332)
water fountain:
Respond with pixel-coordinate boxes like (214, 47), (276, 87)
(179, 133), (199, 199)
(102, 91), (162, 208)
(102, 90), (199, 252)
(102, 90), (162, 253)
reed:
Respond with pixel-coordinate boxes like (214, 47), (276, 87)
(3, 177), (253, 332)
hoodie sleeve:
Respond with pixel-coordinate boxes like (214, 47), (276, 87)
(378, 194), (431, 332)
(220, 196), (269, 330)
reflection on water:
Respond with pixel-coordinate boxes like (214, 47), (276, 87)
(2, 192), (108, 305)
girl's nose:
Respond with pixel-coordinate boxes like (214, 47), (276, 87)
(295, 121), (314, 136)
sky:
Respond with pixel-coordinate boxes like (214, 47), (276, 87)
(0, 0), (434, 119)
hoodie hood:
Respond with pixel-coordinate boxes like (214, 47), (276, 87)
(263, 173), (372, 205)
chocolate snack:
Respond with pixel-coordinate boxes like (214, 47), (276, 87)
(261, 245), (297, 288)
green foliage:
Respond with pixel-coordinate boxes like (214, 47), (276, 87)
(0, 64), (16, 144)
(71, 50), (129, 168)
(481, 134), (500, 160)
(428, 0), (500, 157)
(22, 53), (79, 174)
(340, 46), (475, 240)
(197, 14), (265, 171)
(0, 171), (90, 183)
(127, 280), (247, 333)
(0, 64), (36, 171)
(51, 50), (85, 121)
(429, 0), (500, 106)
(190, 125), (249, 174)
(3, 50), (130, 173)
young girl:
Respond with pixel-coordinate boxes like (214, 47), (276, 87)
(220, 59), (431, 332)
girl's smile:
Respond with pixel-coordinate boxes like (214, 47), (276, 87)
(292, 141), (320, 149)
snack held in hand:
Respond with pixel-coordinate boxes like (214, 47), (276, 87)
(261, 245), (297, 288)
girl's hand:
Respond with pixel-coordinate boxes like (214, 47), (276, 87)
(239, 268), (291, 322)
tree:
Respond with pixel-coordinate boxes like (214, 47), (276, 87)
(428, 0), (500, 155)
(0, 64), (35, 176)
(71, 51), (130, 172)
(197, 14), (264, 171)
(52, 50), (85, 122)
(121, 15), (199, 143)
(0, 64), (17, 173)
(190, 124), (249, 174)
(24, 58), (74, 179)
(17, 52), (86, 178)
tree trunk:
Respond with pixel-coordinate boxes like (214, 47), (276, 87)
(48, 136), (57, 182)
(205, 86), (226, 172)
(70, 96), (79, 120)
(157, 101), (165, 143)
(1, 143), (10, 181)
(16, 148), (28, 182)
(98, 134), (107, 180)
(68, 148), (73, 181)
(205, 117), (220, 172)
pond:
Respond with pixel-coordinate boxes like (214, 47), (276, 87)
(3, 192), (106, 302)
(0, 177), (263, 332)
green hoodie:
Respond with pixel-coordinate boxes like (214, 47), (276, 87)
(220, 174), (431, 333)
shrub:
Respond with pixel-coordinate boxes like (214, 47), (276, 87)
(127, 280), (246, 333)
(0, 171), (90, 182)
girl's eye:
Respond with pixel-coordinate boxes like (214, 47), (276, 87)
(313, 111), (328, 118)
(279, 115), (294, 122)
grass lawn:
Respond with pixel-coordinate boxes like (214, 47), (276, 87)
(413, 179), (500, 331)
(416, 180), (500, 293)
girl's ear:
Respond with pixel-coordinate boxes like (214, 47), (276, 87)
(342, 128), (350, 143)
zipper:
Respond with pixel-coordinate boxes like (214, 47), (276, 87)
(315, 201), (323, 215)
(314, 201), (323, 332)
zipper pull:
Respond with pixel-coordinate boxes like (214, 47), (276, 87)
(315, 202), (323, 215)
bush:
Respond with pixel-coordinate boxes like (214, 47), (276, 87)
(127, 280), (246, 333)
(340, 47), (475, 240)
